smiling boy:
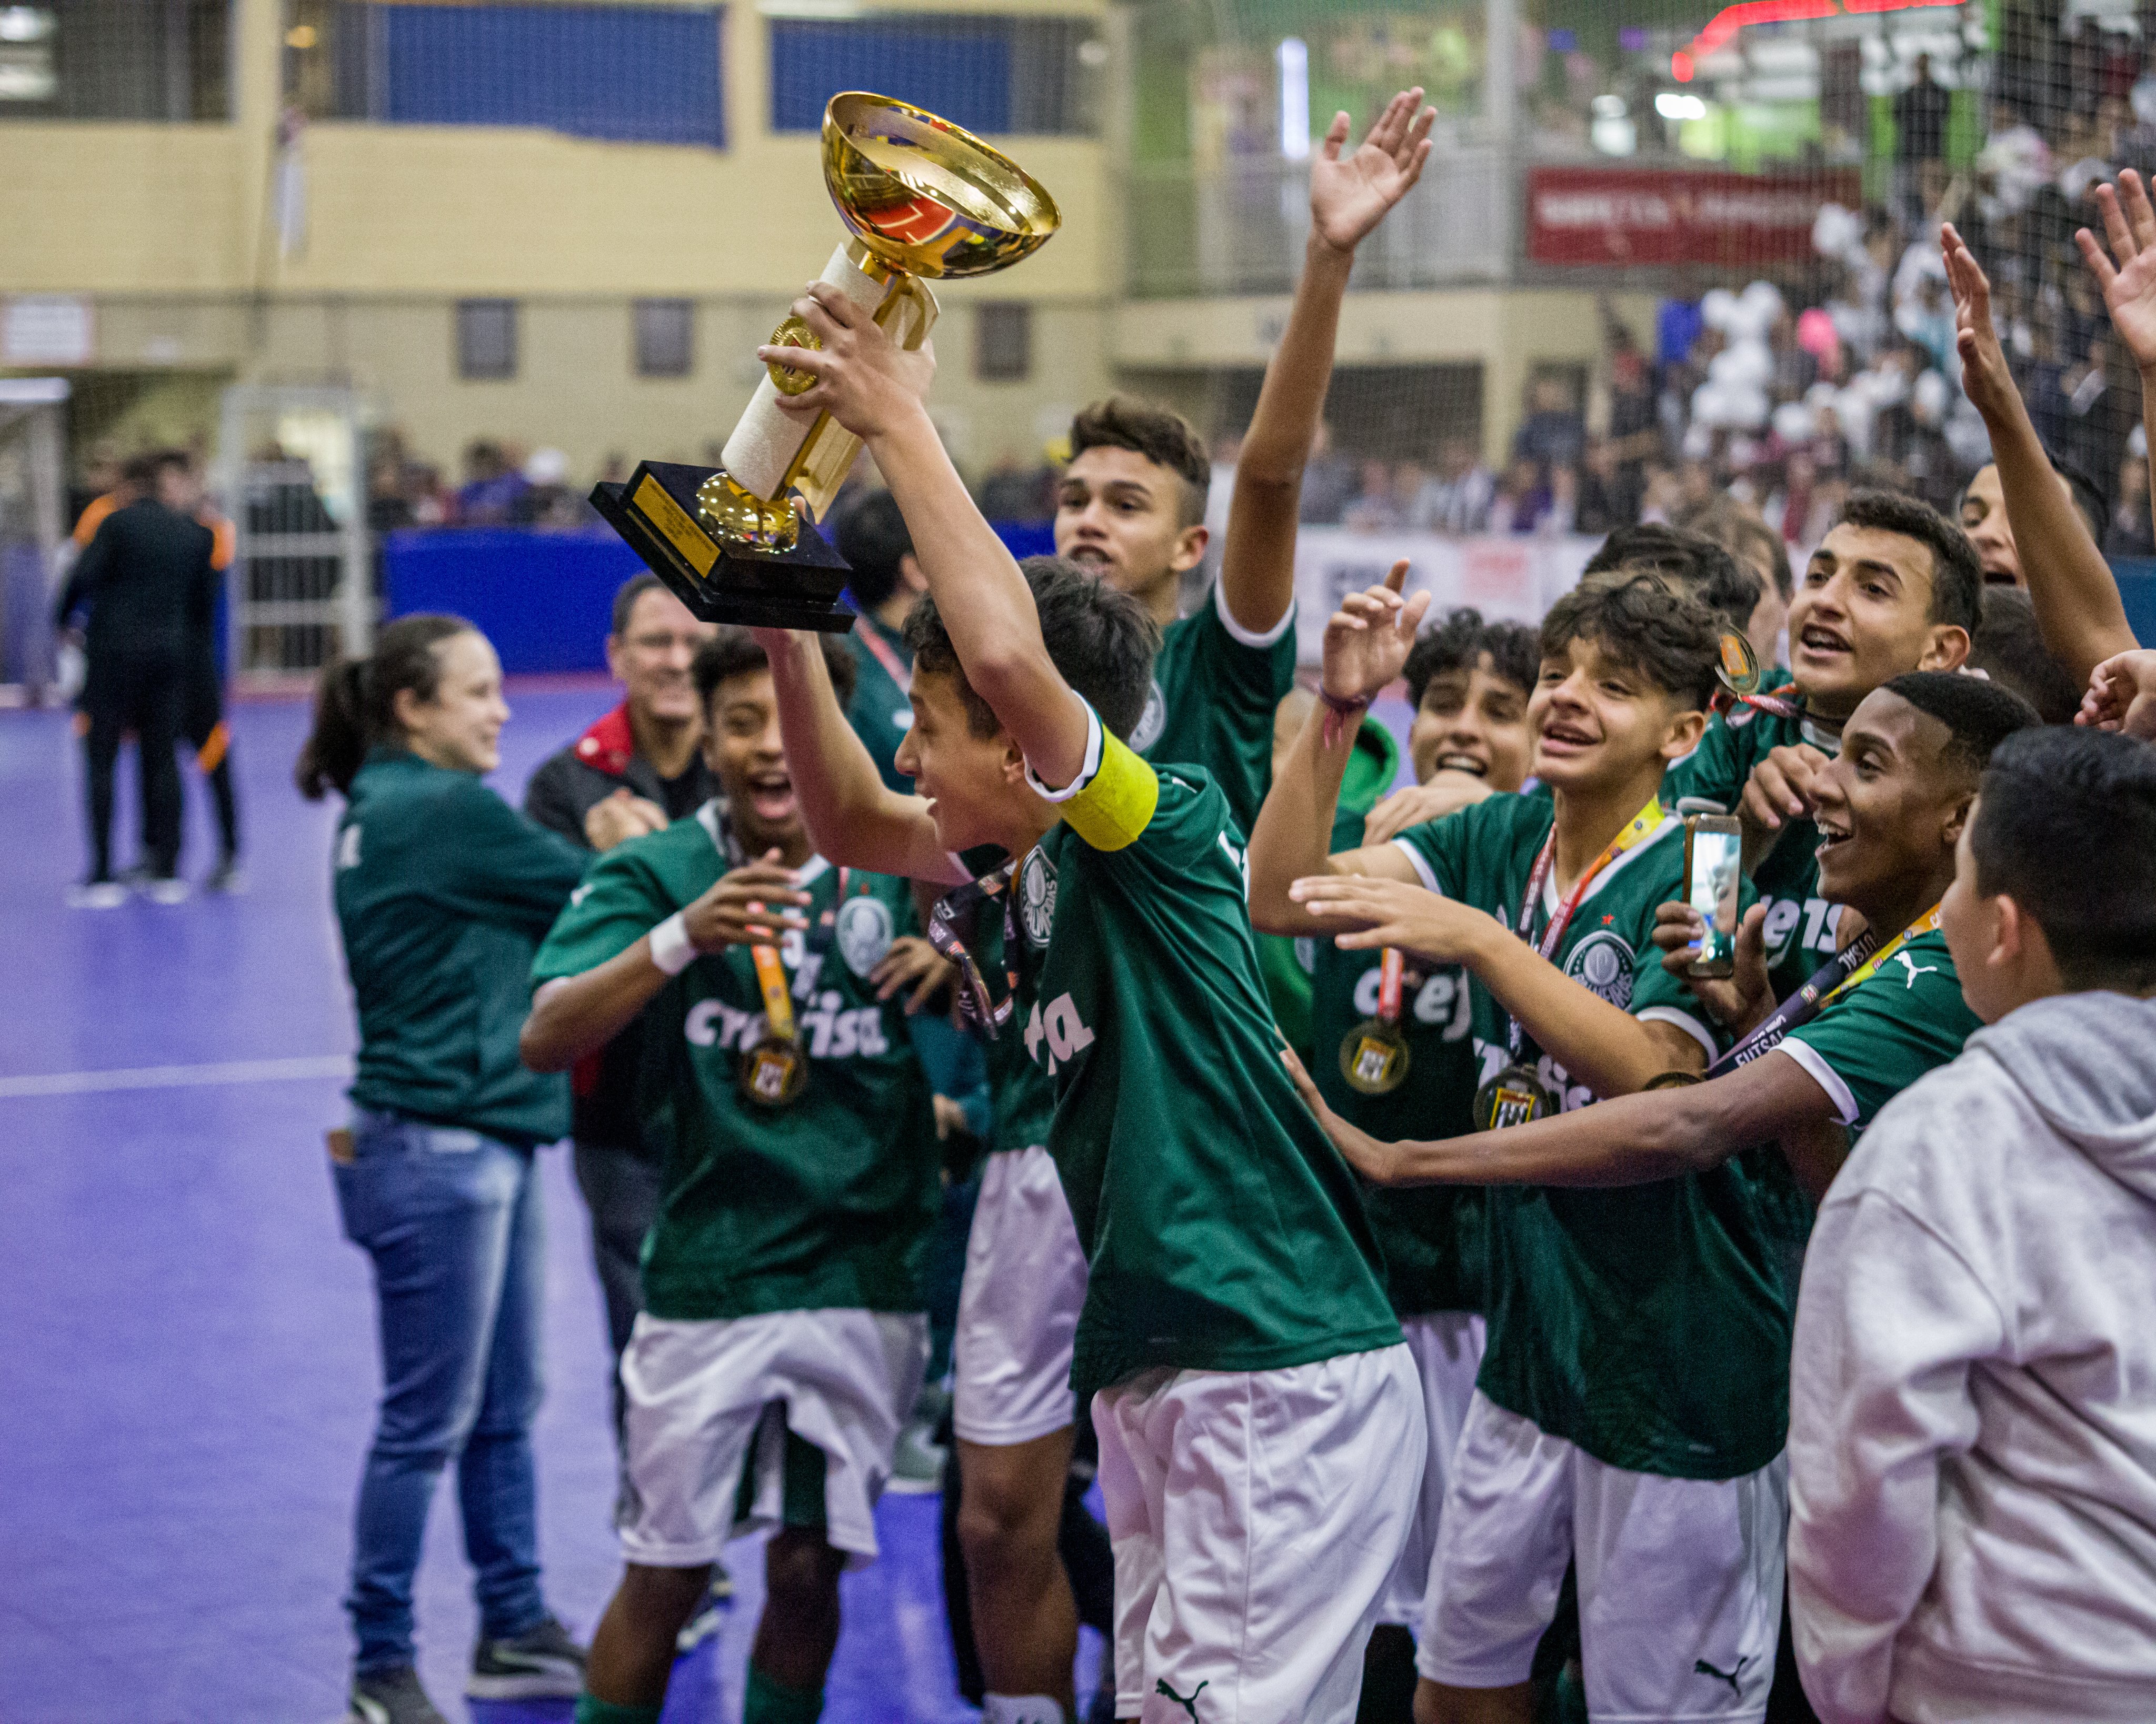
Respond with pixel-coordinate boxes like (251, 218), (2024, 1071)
(1663, 491), (1980, 999)
(518, 633), (943, 1724)
(1255, 568), (1798, 1724)
(748, 247), (1423, 1720)
(1284, 672), (2040, 1724)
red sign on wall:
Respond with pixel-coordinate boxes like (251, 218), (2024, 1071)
(1525, 165), (1863, 267)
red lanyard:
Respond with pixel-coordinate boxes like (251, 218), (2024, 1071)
(853, 618), (912, 695)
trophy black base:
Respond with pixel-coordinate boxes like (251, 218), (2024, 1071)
(590, 461), (858, 634)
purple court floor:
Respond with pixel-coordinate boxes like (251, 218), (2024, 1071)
(0, 686), (1113, 1724)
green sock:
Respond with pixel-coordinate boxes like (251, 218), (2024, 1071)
(573, 1698), (662, 1724)
(743, 1663), (825, 1724)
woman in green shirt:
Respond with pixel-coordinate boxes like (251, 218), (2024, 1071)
(298, 614), (591, 1724)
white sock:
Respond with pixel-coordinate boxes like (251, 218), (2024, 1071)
(981, 1697), (1065, 1724)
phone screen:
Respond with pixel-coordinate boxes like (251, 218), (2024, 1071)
(1689, 827), (1742, 969)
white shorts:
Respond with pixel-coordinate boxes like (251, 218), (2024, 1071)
(1420, 1391), (1786, 1723)
(1376, 1310), (1488, 1629)
(1093, 1343), (1425, 1724)
(617, 1307), (929, 1569)
(952, 1144), (1089, 1447)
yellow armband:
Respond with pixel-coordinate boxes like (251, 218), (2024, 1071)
(1061, 729), (1158, 852)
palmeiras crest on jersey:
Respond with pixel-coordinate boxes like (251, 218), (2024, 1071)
(835, 894), (896, 978)
(1564, 929), (1635, 1009)
(1020, 847), (1057, 948)
(1129, 679), (1167, 753)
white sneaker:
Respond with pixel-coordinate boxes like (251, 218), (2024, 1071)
(66, 878), (127, 910)
(144, 875), (192, 905)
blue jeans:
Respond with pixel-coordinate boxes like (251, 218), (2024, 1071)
(333, 1108), (550, 1672)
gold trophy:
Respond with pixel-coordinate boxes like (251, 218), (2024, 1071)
(592, 92), (1061, 631)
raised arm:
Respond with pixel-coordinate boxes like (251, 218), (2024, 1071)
(1283, 1042), (1840, 1193)
(755, 626), (964, 884)
(1942, 213), (2126, 683)
(1221, 89), (1433, 636)
(1247, 562), (1428, 933)
(767, 290), (1090, 788)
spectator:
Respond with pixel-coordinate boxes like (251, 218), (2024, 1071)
(513, 448), (581, 528)
(975, 453), (1053, 523)
(54, 449), (218, 906)
(1407, 436), (1495, 534)
(456, 440), (528, 525)
(1343, 457), (1404, 532)
(1790, 726), (2156, 1724)
(2109, 442), (2155, 555)
(1572, 437), (1631, 535)
(1486, 455), (1554, 534)
(1895, 53), (1953, 217)
(1511, 373), (1586, 477)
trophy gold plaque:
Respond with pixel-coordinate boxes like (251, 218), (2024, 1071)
(591, 92), (1061, 632)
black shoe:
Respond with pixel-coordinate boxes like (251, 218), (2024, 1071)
(346, 1667), (450, 1724)
(467, 1614), (586, 1700)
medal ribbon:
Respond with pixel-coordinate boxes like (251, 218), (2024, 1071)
(1376, 946), (1404, 1024)
(927, 858), (1020, 1031)
(1703, 904), (1941, 1077)
(747, 933), (797, 1043)
(852, 617), (912, 694)
(1503, 797), (1664, 1062)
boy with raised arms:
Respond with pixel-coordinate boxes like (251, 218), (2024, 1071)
(518, 633), (943, 1724)
(749, 247), (1423, 1724)
(933, 89), (1439, 1724)
(1280, 671), (2039, 1724)
(1253, 567), (1793, 1724)
(1660, 490), (1980, 1000)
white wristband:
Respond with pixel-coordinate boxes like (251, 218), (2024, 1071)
(648, 911), (696, 977)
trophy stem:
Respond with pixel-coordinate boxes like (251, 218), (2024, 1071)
(717, 240), (938, 528)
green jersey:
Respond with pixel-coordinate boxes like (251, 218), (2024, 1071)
(843, 613), (916, 796)
(335, 748), (586, 1144)
(1015, 708), (1400, 1405)
(1129, 580), (1297, 840)
(1397, 794), (1791, 1479)
(1664, 703), (1849, 1000)
(1780, 927), (1979, 1133)
(1308, 736), (1483, 1320)
(1262, 716), (1399, 1057)
(531, 805), (941, 1320)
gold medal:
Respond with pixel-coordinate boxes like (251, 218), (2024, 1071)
(739, 1034), (808, 1107)
(1339, 947), (1411, 1096)
(1340, 1020), (1411, 1096)
(1474, 1062), (1554, 1132)
(1715, 629), (1762, 698)
(739, 907), (808, 1108)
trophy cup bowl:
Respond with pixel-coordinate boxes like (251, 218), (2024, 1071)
(591, 93), (1061, 633)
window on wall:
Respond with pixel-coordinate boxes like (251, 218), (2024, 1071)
(768, 14), (1101, 136)
(974, 303), (1031, 382)
(286, 0), (724, 147)
(0, 0), (229, 119)
(634, 299), (694, 378)
(457, 300), (519, 381)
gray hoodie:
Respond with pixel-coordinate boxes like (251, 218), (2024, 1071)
(1789, 990), (2156, 1723)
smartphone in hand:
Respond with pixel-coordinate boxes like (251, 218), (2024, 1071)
(1683, 813), (1742, 979)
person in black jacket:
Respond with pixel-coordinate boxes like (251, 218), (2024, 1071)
(57, 450), (217, 906)
(522, 575), (717, 1445)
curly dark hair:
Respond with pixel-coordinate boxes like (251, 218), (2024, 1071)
(1067, 397), (1211, 527)
(692, 627), (856, 716)
(1539, 574), (1722, 709)
(1402, 608), (1541, 708)
(905, 555), (1159, 740)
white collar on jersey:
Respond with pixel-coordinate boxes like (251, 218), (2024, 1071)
(1537, 808), (1681, 917)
